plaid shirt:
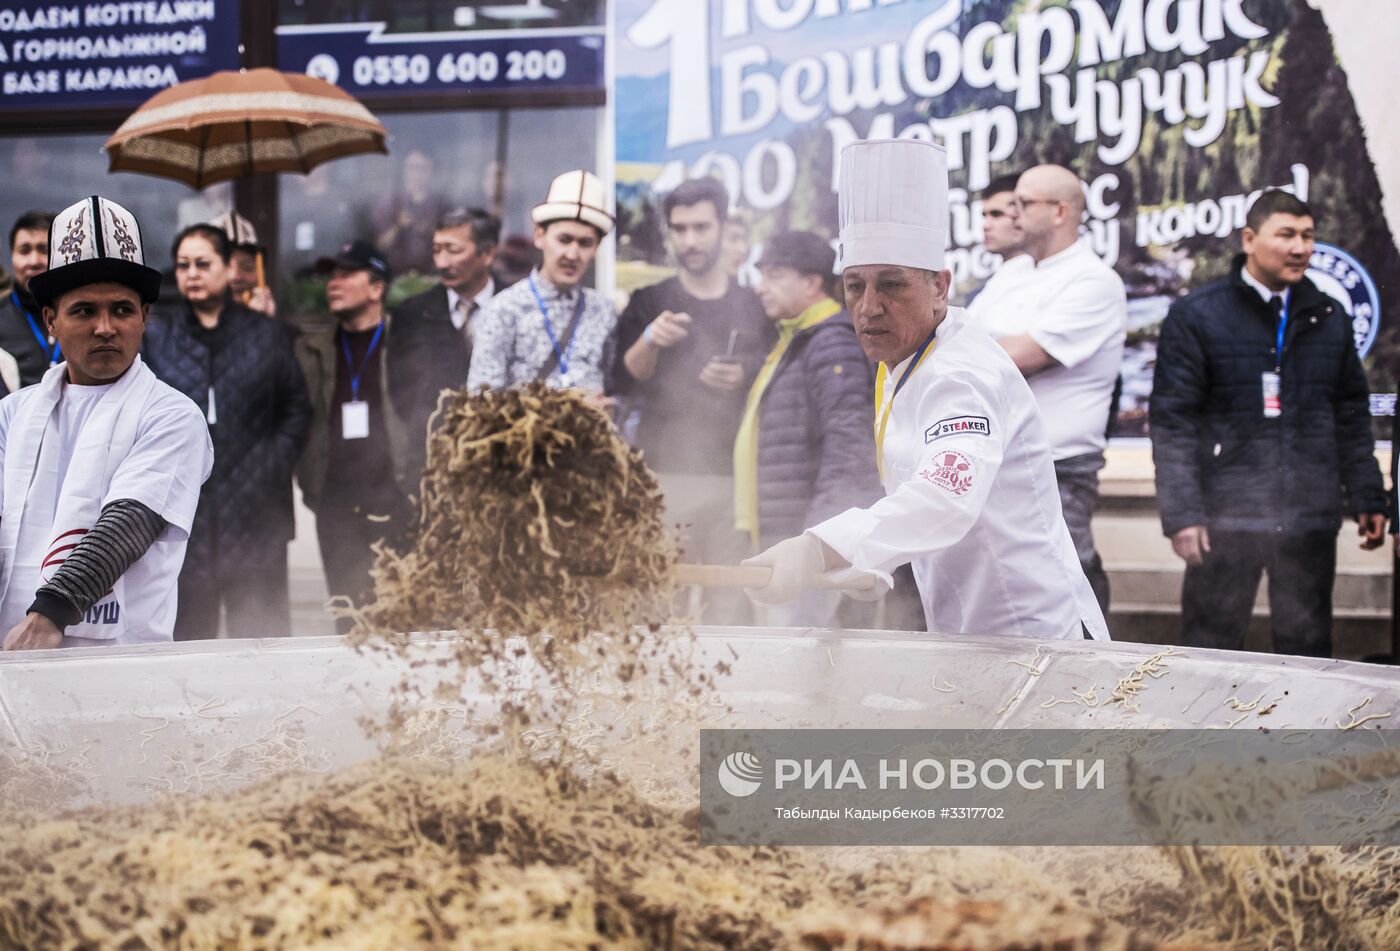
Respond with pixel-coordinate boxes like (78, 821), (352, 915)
(466, 269), (616, 393)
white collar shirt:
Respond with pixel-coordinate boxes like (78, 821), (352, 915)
(446, 277), (497, 332)
(975, 239), (1127, 459)
(809, 308), (1108, 641)
(1239, 265), (1290, 312)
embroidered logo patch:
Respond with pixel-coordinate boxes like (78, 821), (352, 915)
(924, 415), (991, 443)
(919, 450), (975, 496)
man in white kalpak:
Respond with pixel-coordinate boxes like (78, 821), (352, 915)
(744, 139), (1108, 640)
(0, 196), (212, 650)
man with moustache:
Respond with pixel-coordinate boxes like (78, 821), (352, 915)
(743, 139), (1107, 641)
(397, 207), (500, 358)
(1151, 189), (1386, 657)
(614, 178), (772, 618)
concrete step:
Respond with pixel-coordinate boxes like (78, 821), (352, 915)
(1106, 563), (1393, 618)
(1107, 607), (1395, 663)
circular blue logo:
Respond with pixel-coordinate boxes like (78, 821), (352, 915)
(1308, 243), (1381, 358)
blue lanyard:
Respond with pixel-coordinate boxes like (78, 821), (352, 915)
(1274, 289), (1290, 357)
(11, 292), (60, 365)
(893, 328), (938, 400)
(338, 322), (384, 401)
(527, 276), (585, 378)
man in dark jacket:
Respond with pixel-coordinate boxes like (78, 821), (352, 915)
(1150, 190), (1386, 657)
(395, 206), (500, 360)
(735, 230), (882, 627)
(0, 210), (56, 388)
(294, 240), (468, 628)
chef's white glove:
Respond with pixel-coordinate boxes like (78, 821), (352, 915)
(742, 533), (826, 604)
(822, 566), (892, 602)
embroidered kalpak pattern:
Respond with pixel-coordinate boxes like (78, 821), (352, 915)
(56, 206), (89, 265)
(106, 209), (140, 262)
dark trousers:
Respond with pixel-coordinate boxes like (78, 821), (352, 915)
(316, 495), (412, 634)
(174, 548), (291, 641)
(1180, 529), (1336, 657)
(1054, 452), (1110, 616)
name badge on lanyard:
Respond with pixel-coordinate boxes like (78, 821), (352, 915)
(342, 400), (370, 439)
(339, 323), (384, 441)
(1262, 371), (1281, 418)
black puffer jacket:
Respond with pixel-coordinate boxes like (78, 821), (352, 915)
(143, 301), (313, 577)
(1150, 255), (1385, 537)
(756, 311), (883, 545)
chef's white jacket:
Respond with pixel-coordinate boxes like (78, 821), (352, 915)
(809, 308), (1109, 640)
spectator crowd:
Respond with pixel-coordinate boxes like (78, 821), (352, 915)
(0, 161), (1390, 660)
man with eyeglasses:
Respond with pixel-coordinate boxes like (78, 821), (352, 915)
(973, 164), (1126, 617)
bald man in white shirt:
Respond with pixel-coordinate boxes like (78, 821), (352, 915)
(975, 164), (1126, 615)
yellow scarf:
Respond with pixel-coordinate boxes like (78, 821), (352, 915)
(733, 297), (843, 545)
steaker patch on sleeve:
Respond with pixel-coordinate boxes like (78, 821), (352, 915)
(924, 415), (991, 443)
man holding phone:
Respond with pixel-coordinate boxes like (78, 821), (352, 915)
(615, 177), (773, 620)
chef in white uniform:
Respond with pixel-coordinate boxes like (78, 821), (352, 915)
(743, 139), (1107, 640)
(0, 196), (212, 651)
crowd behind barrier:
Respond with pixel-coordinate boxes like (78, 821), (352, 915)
(0, 162), (1390, 659)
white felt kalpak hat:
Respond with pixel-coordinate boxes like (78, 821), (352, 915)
(532, 169), (614, 235)
(836, 138), (948, 272)
(29, 195), (162, 309)
(208, 209), (260, 249)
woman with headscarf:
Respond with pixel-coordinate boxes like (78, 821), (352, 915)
(143, 224), (312, 639)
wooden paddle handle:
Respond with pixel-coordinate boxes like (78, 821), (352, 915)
(674, 564), (876, 592)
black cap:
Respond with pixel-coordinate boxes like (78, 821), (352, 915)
(315, 239), (391, 282)
(756, 231), (836, 278)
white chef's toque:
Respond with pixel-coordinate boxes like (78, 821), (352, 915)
(836, 137), (948, 273)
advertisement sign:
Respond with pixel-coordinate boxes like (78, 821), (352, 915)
(0, 1), (240, 110)
(615, 0), (1400, 435)
(276, 23), (606, 98)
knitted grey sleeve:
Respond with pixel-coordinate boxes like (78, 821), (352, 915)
(27, 499), (168, 630)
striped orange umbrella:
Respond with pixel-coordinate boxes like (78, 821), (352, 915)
(104, 68), (388, 189)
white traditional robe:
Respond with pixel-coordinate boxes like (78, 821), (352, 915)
(0, 358), (212, 647)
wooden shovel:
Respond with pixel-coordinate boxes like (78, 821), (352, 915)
(674, 564), (879, 593)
